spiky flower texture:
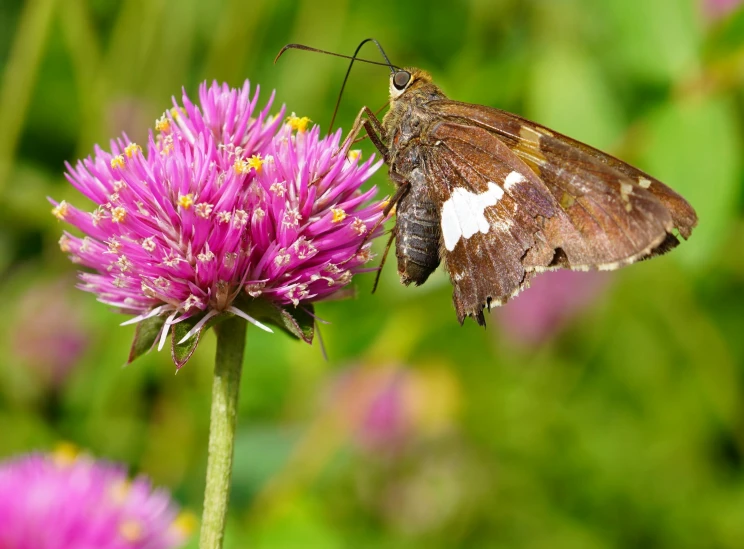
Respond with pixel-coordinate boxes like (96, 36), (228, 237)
(0, 450), (191, 548)
(52, 82), (385, 365)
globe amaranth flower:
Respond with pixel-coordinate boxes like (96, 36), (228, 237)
(0, 447), (192, 548)
(51, 81), (386, 357)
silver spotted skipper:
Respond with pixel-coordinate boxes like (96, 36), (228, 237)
(277, 41), (698, 326)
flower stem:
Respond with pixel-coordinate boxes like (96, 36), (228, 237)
(200, 316), (246, 548)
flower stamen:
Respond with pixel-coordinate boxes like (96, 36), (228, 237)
(178, 193), (195, 210)
(52, 201), (69, 220)
(124, 143), (141, 158)
(287, 113), (311, 132)
(110, 155), (125, 169)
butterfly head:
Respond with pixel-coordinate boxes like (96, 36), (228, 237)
(389, 68), (434, 100)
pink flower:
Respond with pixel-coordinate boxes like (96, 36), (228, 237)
(703, 0), (743, 19)
(10, 278), (89, 390)
(327, 365), (460, 454)
(496, 270), (609, 345)
(51, 81), (385, 357)
(0, 450), (192, 548)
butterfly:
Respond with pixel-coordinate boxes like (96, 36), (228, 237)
(278, 42), (698, 326)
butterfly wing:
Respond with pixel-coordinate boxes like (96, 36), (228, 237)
(428, 100), (697, 239)
(417, 102), (697, 325)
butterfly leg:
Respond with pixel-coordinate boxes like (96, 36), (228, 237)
(355, 172), (407, 257)
(371, 230), (396, 294)
(343, 106), (390, 161)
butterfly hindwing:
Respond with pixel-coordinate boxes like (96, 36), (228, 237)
(419, 121), (561, 323)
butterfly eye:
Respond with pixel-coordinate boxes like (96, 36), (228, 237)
(393, 71), (411, 90)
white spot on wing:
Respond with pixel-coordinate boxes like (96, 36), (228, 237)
(638, 177), (651, 189)
(620, 181), (633, 212)
(441, 182), (504, 251)
(504, 171), (526, 190)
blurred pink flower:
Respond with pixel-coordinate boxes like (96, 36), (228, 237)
(329, 367), (412, 453)
(10, 279), (89, 389)
(329, 365), (460, 454)
(0, 450), (192, 548)
(51, 81), (385, 353)
(357, 370), (412, 452)
(703, 0), (743, 19)
(496, 270), (609, 345)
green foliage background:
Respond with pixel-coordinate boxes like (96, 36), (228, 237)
(1, 0), (743, 547)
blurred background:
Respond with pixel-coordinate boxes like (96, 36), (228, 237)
(1, 0), (743, 547)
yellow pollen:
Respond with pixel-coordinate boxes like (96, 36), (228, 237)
(119, 519), (144, 542)
(52, 201), (69, 220)
(110, 155), (125, 169)
(170, 107), (183, 120)
(348, 149), (362, 162)
(287, 112), (311, 132)
(247, 154), (264, 172)
(155, 115), (171, 132)
(124, 143), (141, 158)
(52, 441), (80, 466)
(178, 193), (195, 209)
(233, 159), (250, 174)
(111, 206), (127, 223)
(172, 511), (198, 536)
(331, 208), (347, 223)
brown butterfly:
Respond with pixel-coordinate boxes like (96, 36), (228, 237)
(277, 41), (697, 326)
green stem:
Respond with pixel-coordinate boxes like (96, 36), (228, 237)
(200, 316), (247, 548)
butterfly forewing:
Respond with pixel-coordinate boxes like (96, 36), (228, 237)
(418, 121), (561, 322)
(427, 100), (697, 240)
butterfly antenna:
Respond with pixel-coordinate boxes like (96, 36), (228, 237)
(329, 38), (396, 133)
(274, 41), (397, 133)
(274, 42), (397, 69)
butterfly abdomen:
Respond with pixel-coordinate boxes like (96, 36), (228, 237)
(395, 191), (441, 286)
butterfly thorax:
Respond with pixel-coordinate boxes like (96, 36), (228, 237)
(382, 69), (447, 166)
(383, 69), (449, 286)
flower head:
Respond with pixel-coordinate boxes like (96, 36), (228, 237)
(0, 449), (191, 548)
(53, 81), (385, 360)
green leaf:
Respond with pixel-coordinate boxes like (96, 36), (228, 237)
(170, 312), (227, 369)
(170, 317), (202, 369)
(234, 295), (315, 344)
(272, 303), (315, 344)
(126, 315), (165, 365)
